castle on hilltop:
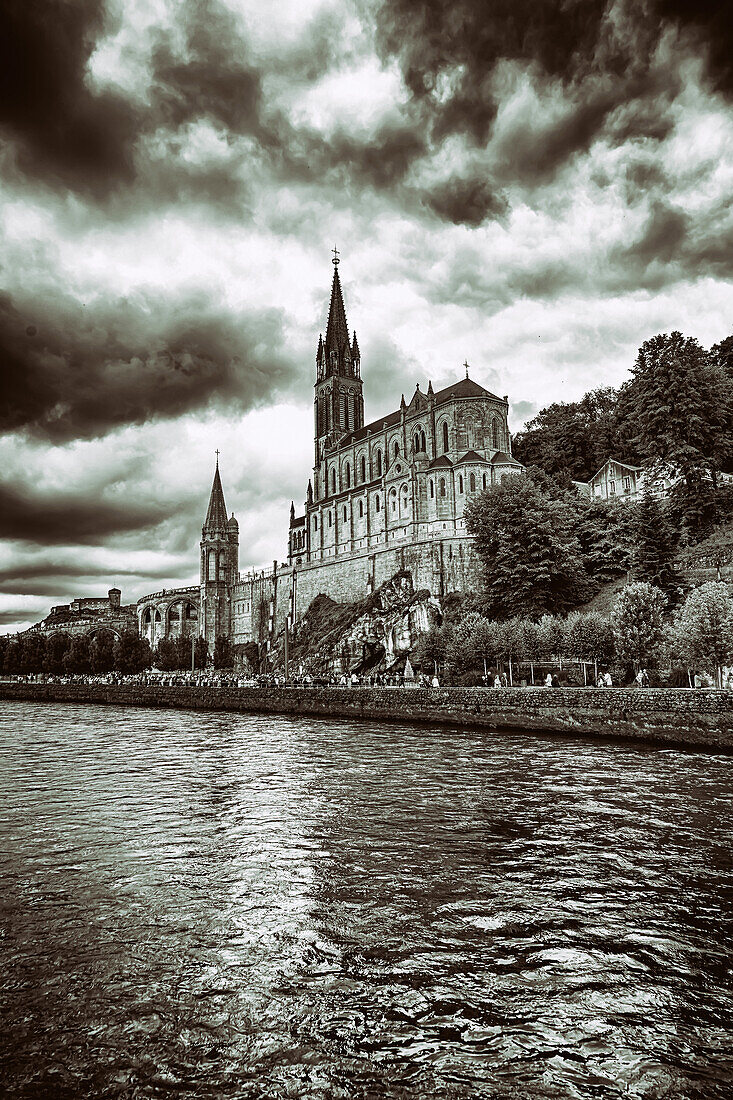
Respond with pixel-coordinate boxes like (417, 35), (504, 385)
(137, 256), (524, 656)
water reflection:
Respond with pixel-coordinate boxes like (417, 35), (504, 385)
(0, 702), (732, 1098)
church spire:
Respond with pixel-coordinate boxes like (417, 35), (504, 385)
(204, 458), (228, 531)
(324, 250), (350, 371)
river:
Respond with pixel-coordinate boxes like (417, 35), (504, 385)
(1, 702), (732, 1099)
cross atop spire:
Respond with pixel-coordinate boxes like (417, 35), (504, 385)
(215, 448), (220, 467)
(331, 244), (340, 266)
(464, 360), (470, 379)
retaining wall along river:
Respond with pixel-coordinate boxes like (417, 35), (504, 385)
(2, 681), (733, 749)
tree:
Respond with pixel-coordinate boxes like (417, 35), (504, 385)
(513, 387), (624, 482)
(113, 632), (152, 673)
(445, 612), (485, 677)
(673, 582), (733, 688)
(632, 488), (681, 600)
(19, 632), (47, 673)
(214, 634), (233, 669)
(536, 615), (567, 665)
(566, 612), (615, 682)
(575, 498), (635, 585)
(62, 634), (91, 674)
(44, 632), (70, 673)
(194, 637), (208, 670)
(90, 630), (115, 673)
(413, 625), (448, 673)
(465, 476), (591, 619)
(155, 637), (178, 671)
(619, 331), (732, 536)
(612, 582), (666, 671)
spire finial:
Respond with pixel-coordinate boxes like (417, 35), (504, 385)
(463, 360), (469, 379)
(215, 448), (220, 467)
(332, 245), (340, 266)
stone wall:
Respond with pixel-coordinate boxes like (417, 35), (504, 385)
(2, 682), (733, 750)
(231, 536), (481, 646)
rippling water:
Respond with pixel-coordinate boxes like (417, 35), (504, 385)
(1, 702), (732, 1099)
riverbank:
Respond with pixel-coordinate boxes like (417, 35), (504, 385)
(2, 680), (733, 749)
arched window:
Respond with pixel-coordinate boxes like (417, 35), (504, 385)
(413, 432), (420, 452)
(459, 475), (464, 493)
(359, 499), (364, 518)
(376, 450), (382, 475)
(345, 462), (351, 488)
(390, 488), (397, 514)
(331, 468), (336, 493)
(442, 421), (449, 453)
(482, 473), (487, 489)
(360, 455), (366, 481)
(492, 419), (499, 449)
(439, 478), (446, 497)
(375, 494), (380, 512)
(208, 549), (216, 580)
(429, 479), (434, 498)
(470, 473), (476, 492)
(421, 430), (426, 451)
(393, 440), (399, 458)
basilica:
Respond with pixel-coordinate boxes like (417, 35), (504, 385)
(137, 256), (524, 652)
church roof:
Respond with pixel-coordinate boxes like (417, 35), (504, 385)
(434, 377), (501, 403)
(325, 265), (350, 357)
(429, 455), (454, 468)
(204, 463), (229, 530)
(455, 449), (489, 464)
(490, 450), (520, 465)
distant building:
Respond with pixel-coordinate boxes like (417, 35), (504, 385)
(587, 457), (732, 504)
(137, 254), (525, 656)
(25, 588), (136, 639)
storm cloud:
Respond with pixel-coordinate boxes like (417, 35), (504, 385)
(0, 292), (297, 441)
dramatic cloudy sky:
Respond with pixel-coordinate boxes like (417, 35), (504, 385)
(1, 0), (732, 631)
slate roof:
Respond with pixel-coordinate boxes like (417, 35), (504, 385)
(490, 450), (520, 464)
(455, 449), (489, 464)
(434, 378), (501, 403)
(429, 455), (454, 469)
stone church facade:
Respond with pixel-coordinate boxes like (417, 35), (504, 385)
(137, 258), (524, 653)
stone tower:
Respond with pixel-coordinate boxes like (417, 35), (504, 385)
(199, 458), (238, 650)
(313, 252), (363, 466)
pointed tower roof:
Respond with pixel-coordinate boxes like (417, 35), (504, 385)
(351, 331), (360, 358)
(325, 263), (350, 356)
(204, 459), (228, 530)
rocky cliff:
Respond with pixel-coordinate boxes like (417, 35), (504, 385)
(280, 570), (442, 676)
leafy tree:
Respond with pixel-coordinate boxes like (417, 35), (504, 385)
(612, 582), (666, 671)
(566, 612), (615, 681)
(90, 629), (116, 673)
(19, 632), (47, 673)
(632, 488), (681, 599)
(155, 637), (178, 671)
(465, 476), (591, 619)
(672, 582), (733, 688)
(214, 634), (233, 669)
(536, 615), (566, 664)
(513, 387), (624, 483)
(62, 634), (91, 674)
(574, 498), (635, 585)
(113, 632), (152, 673)
(43, 632), (71, 673)
(445, 612), (485, 676)
(413, 625), (448, 673)
(194, 637), (208, 670)
(471, 618), (505, 672)
(0, 635), (8, 674)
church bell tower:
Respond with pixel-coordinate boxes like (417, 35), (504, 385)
(199, 454), (238, 650)
(313, 249), (364, 467)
